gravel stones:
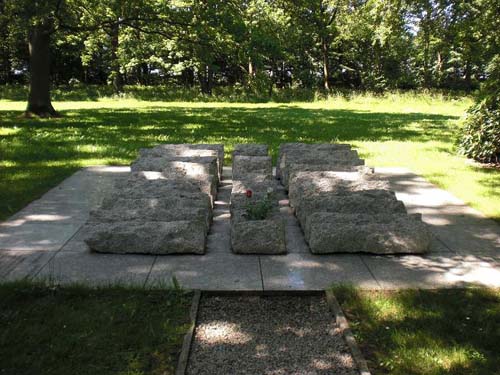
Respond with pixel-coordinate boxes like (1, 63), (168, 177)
(187, 296), (359, 375)
(83, 143), (223, 254)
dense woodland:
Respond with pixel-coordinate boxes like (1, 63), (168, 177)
(1, 0), (498, 95)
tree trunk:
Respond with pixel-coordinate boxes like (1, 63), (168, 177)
(322, 37), (330, 91)
(25, 24), (58, 117)
(110, 23), (123, 94)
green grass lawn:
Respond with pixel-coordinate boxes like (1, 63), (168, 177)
(333, 286), (500, 375)
(0, 282), (191, 375)
(1, 92), (499, 222)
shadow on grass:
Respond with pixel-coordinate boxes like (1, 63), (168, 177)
(333, 286), (500, 375)
(0, 104), (493, 221)
(0, 280), (191, 375)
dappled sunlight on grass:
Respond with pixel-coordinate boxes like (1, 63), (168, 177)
(1, 96), (498, 221)
(333, 287), (500, 375)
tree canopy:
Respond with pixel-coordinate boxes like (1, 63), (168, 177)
(0, 0), (498, 115)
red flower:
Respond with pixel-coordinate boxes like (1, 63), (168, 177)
(245, 189), (252, 198)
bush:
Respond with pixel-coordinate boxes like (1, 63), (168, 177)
(459, 97), (500, 163)
(459, 55), (500, 164)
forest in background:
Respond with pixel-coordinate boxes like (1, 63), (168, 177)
(1, 0), (498, 95)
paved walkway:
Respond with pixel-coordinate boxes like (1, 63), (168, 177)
(0, 166), (498, 290)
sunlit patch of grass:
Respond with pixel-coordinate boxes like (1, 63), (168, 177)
(333, 286), (500, 375)
(0, 281), (191, 375)
(0, 93), (498, 222)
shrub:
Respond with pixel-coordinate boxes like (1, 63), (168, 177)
(459, 97), (500, 163)
(459, 55), (500, 164)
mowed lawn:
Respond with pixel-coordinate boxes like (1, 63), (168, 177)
(1, 93), (499, 222)
(333, 286), (500, 375)
(0, 282), (192, 375)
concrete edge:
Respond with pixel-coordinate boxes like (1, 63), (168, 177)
(175, 290), (201, 375)
(325, 289), (372, 375)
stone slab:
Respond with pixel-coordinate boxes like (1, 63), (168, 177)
(288, 171), (391, 205)
(84, 220), (207, 255)
(0, 250), (56, 281)
(147, 253), (262, 291)
(294, 194), (407, 227)
(35, 251), (154, 286)
(145, 143), (224, 175)
(0, 223), (82, 251)
(361, 254), (500, 288)
(231, 218), (286, 254)
(305, 213), (431, 254)
(232, 155), (272, 180)
(233, 144), (269, 156)
(89, 206), (212, 229)
(281, 163), (366, 189)
(260, 254), (379, 290)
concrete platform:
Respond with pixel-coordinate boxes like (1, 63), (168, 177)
(0, 166), (498, 290)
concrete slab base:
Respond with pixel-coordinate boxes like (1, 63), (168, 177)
(1, 165), (498, 290)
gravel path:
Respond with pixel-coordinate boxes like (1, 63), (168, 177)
(187, 295), (359, 375)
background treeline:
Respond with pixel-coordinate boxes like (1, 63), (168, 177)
(1, 0), (498, 95)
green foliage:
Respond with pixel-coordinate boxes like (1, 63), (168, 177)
(2, 93), (500, 223)
(1, 0), (499, 92)
(459, 55), (500, 164)
(459, 98), (500, 163)
(244, 197), (273, 220)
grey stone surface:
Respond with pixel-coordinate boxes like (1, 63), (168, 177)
(0, 250), (56, 281)
(261, 253), (379, 290)
(147, 253), (262, 290)
(0, 222), (82, 251)
(100, 196), (211, 212)
(361, 254), (500, 288)
(233, 143), (269, 156)
(36, 251), (154, 286)
(231, 217), (286, 254)
(89, 206), (212, 228)
(115, 171), (205, 194)
(139, 144), (224, 177)
(281, 162), (366, 189)
(131, 156), (218, 182)
(232, 155), (272, 180)
(84, 220), (207, 254)
(305, 213), (431, 254)
(288, 170), (391, 206)
(231, 174), (275, 194)
(277, 143), (352, 178)
(294, 193), (407, 226)
(145, 143), (224, 175)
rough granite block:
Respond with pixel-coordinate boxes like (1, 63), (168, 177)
(131, 156), (218, 182)
(231, 217), (286, 254)
(294, 193), (407, 227)
(143, 144), (224, 176)
(232, 155), (272, 180)
(281, 162), (365, 189)
(277, 143), (352, 178)
(288, 171), (392, 207)
(306, 212), (431, 254)
(233, 144), (269, 156)
(84, 220), (207, 254)
(88, 206), (212, 229)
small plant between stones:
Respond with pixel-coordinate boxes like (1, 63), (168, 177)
(244, 189), (273, 220)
